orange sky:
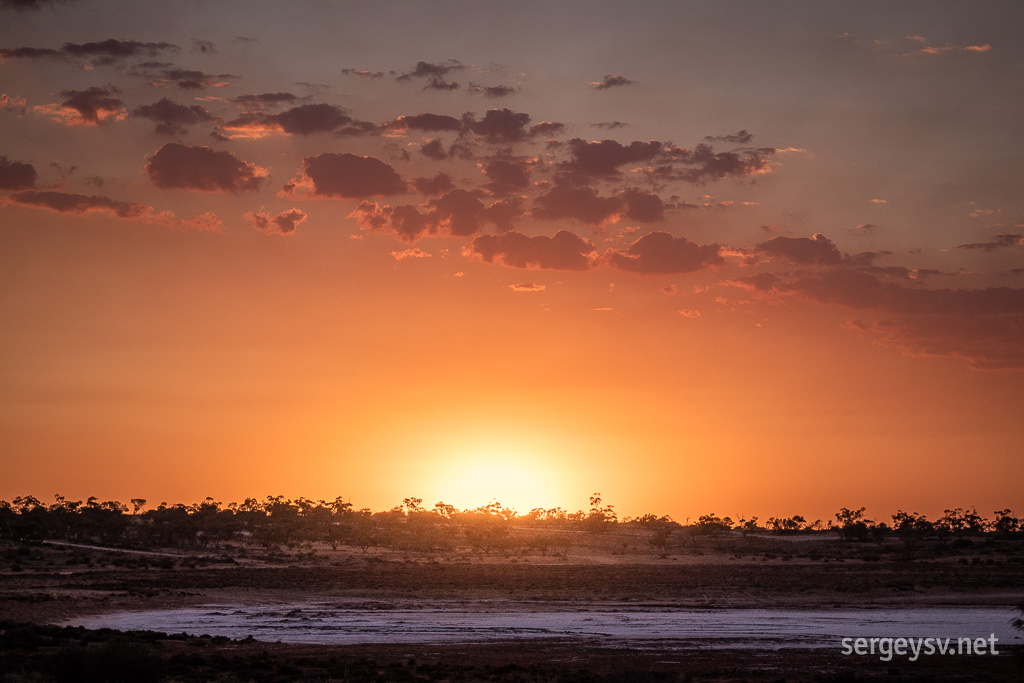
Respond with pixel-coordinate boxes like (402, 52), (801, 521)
(1, 0), (1022, 522)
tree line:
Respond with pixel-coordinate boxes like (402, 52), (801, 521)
(0, 494), (1019, 552)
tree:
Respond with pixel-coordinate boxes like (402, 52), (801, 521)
(835, 507), (871, 541)
(584, 493), (617, 533)
(992, 509), (1020, 535)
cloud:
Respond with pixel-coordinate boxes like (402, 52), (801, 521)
(588, 74), (634, 90)
(465, 108), (533, 143)
(413, 172), (454, 196)
(424, 77), (459, 91)
(1, 39), (177, 65)
(737, 268), (1024, 370)
(468, 84), (517, 98)
(530, 121), (565, 137)
(466, 230), (597, 270)
(391, 247), (431, 260)
(390, 113), (464, 132)
(660, 142), (774, 183)
(509, 282), (545, 292)
(1, 93), (27, 114)
(561, 138), (662, 176)
(955, 233), (1023, 252)
(482, 158), (531, 196)
(0, 155), (36, 189)
(605, 231), (724, 273)
(428, 189), (488, 237)
(146, 143), (268, 193)
(1, 0), (78, 10)
(3, 189), (224, 231)
(34, 86), (125, 126)
(230, 92), (298, 107)
(245, 208), (307, 235)
(4, 189), (151, 219)
(131, 63), (234, 89)
(222, 103), (364, 137)
(342, 68), (384, 79)
(593, 121), (628, 130)
(532, 185), (664, 225)
(349, 201), (431, 242)
(705, 130), (753, 145)
(754, 233), (844, 265)
(285, 152), (406, 199)
(131, 98), (217, 135)
(917, 43), (992, 56)
(396, 59), (464, 82)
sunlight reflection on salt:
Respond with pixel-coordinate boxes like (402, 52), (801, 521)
(67, 602), (1020, 649)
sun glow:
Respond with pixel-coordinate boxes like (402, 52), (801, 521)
(432, 443), (563, 514)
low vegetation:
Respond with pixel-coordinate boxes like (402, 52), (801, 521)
(1, 494), (1020, 563)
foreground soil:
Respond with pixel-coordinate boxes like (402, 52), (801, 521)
(1, 538), (1022, 681)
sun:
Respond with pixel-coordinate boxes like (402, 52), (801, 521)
(431, 443), (562, 514)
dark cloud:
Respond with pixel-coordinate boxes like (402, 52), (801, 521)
(413, 172), (455, 196)
(956, 233), (1023, 251)
(424, 77), (459, 91)
(0, 46), (61, 59)
(705, 130), (754, 145)
(1, 38), (177, 64)
(266, 103), (352, 135)
(467, 230), (596, 270)
(396, 59), (464, 82)
(1, 0), (77, 10)
(230, 92), (298, 106)
(289, 152), (406, 199)
(530, 121), (565, 137)
(146, 143), (268, 193)
(482, 158), (531, 196)
(589, 74), (634, 90)
(349, 202), (430, 242)
(482, 197), (523, 232)
(734, 268), (1024, 370)
(533, 185), (664, 225)
(245, 208), (307, 235)
(65, 39), (178, 64)
(466, 108), (532, 144)
(619, 188), (665, 222)
(428, 189), (488, 237)
(342, 68), (384, 78)
(350, 192), (522, 242)
(191, 39), (215, 54)
(129, 63), (234, 89)
(605, 231), (723, 273)
(659, 142), (774, 183)
(131, 98), (217, 135)
(391, 113), (464, 133)
(533, 185), (622, 225)
(562, 138), (662, 177)
(222, 104), (375, 137)
(468, 84), (517, 98)
(157, 67), (235, 90)
(420, 139), (449, 160)
(0, 155), (36, 190)
(754, 233), (844, 265)
(57, 86), (124, 125)
(5, 190), (149, 219)
(593, 121), (629, 130)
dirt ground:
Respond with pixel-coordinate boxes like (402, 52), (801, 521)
(1, 535), (1023, 681)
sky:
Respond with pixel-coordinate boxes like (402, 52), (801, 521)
(1, 0), (1022, 522)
